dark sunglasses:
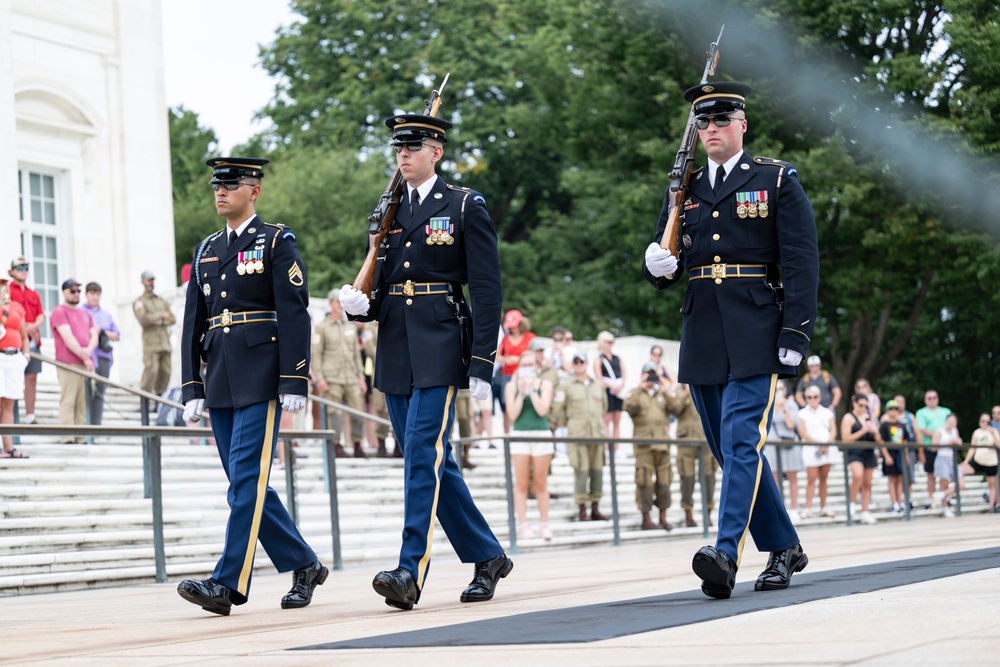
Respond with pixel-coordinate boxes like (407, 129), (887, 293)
(695, 114), (743, 130)
(211, 182), (256, 192)
(572, 359), (587, 364)
(66, 288), (80, 294)
(393, 141), (435, 153)
(11, 265), (28, 271)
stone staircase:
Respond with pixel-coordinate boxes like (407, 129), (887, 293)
(1, 378), (994, 596)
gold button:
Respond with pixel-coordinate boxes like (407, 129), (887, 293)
(714, 255), (721, 262)
(405, 241), (412, 248)
(712, 211), (720, 218)
(404, 261), (410, 268)
(714, 278), (723, 285)
(223, 327), (230, 333)
(713, 234), (720, 241)
(221, 274), (226, 280)
(221, 291), (227, 298)
(271, 337), (276, 342)
(406, 298), (413, 305)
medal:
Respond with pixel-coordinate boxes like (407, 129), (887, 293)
(237, 262), (246, 275)
(748, 202), (758, 218)
(254, 259), (264, 273)
(758, 190), (768, 218)
(426, 234), (436, 245)
(444, 234), (454, 245)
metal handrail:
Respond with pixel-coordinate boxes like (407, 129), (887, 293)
(2, 421), (982, 589)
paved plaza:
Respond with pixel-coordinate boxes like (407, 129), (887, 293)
(2, 513), (997, 666)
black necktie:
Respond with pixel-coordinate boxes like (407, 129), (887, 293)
(410, 188), (420, 214)
(229, 229), (237, 247)
(713, 165), (725, 195)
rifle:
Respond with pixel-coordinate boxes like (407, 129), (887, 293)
(352, 73), (451, 298)
(659, 27), (724, 273)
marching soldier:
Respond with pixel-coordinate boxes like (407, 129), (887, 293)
(339, 113), (512, 610)
(177, 157), (327, 616)
(312, 288), (367, 458)
(623, 365), (673, 530)
(666, 382), (718, 528)
(643, 82), (818, 598)
(133, 270), (175, 397)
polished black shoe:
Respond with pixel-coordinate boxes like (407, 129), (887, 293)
(177, 578), (233, 616)
(692, 545), (737, 600)
(281, 559), (329, 609)
(460, 554), (513, 603)
(755, 544), (809, 591)
(372, 566), (420, 610)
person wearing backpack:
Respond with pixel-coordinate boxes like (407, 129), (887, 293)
(795, 355), (842, 412)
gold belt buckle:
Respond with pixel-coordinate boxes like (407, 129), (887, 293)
(711, 263), (727, 280)
(402, 280), (415, 297)
(220, 309), (232, 327)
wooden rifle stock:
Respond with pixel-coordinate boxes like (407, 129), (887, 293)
(352, 74), (451, 299)
(659, 27), (724, 263)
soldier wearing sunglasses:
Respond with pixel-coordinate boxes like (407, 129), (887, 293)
(643, 82), (819, 599)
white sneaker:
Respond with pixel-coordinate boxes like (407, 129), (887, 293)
(943, 507), (956, 518)
(539, 522), (553, 541)
(23, 413), (36, 424)
(517, 522), (536, 540)
(859, 512), (877, 525)
(788, 509), (801, 524)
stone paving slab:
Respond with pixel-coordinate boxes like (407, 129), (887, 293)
(0, 514), (997, 666)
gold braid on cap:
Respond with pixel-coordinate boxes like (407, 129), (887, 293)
(393, 122), (446, 133)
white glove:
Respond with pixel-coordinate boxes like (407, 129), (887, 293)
(469, 377), (491, 401)
(280, 394), (307, 413)
(778, 348), (803, 367)
(183, 398), (204, 423)
(339, 284), (370, 316)
(645, 242), (678, 278)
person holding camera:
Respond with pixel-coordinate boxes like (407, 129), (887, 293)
(841, 393), (883, 524)
(81, 282), (120, 426)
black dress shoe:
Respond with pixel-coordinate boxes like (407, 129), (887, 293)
(281, 559), (329, 609)
(692, 545), (737, 600)
(177, 578), (233, 616)
(460, 553), (513, 603)
(755, 544), (808, 591)
(372, 566), (420, 610)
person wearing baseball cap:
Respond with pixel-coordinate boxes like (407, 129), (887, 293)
(7, 257), (44, 423)
(643, 79), (819, 599)
(133, 270), (175, 398)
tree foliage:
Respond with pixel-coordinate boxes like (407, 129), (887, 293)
(170, 0), (1000, 426)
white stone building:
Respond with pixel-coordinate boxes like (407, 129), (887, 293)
(0, 0), (175, 386)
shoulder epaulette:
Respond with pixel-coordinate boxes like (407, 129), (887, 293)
(754, 157), (798, 177)
(448, 183), (487, 206)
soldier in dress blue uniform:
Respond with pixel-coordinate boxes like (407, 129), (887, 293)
(643, 83), (819, 599)
(176, 157), (328, 616)
(339, 114), (512, 611)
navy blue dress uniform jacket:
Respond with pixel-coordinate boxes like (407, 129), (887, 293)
(354, 175), (502, 395)
(642, 151), (819, 385)
(181, 217), (311, 408)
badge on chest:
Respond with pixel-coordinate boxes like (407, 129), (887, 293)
(736, 191), (769, 219)
(237, 249), (265, 275)
(426, 217), (454, 245)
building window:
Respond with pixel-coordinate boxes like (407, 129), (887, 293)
(17, 168), (61, 337)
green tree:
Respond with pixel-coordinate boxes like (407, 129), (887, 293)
(217, 0), (1000, 418)
(168, 107), (220, 278)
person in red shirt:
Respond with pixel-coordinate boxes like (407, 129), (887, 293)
(7, 256), (44, 424)
(0, 276), (30, 457)
(497, 309), (535, 432)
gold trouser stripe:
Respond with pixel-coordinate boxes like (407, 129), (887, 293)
(237, 400), (277, 595)
(735, 374), (777, 568)
(415, 387), (455, 590)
